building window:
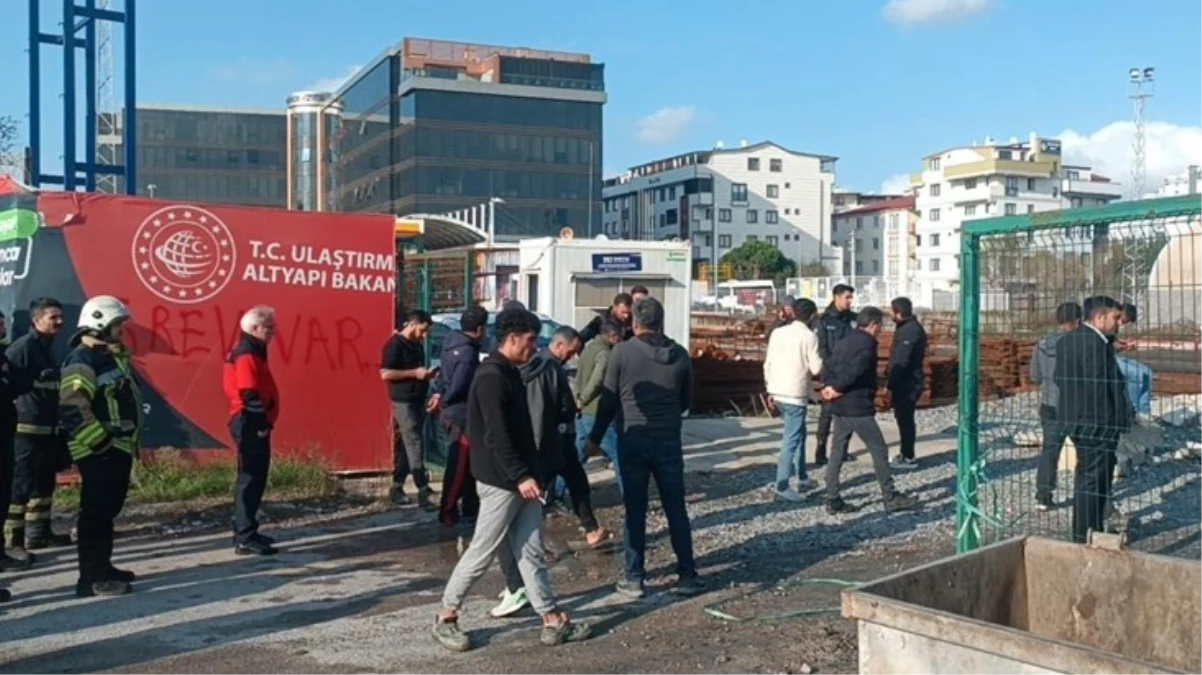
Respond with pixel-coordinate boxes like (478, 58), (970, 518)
(784, 182), (791, 189)
(766, 158), (781, 172)
(1005, 176), (1018, 196)
(1027, 204), (1035, 214)
(930, 208), (941, 222)
(855, 238), (863, 252)
(930, 183), (941, 197)
(767, 184), (780, 198)
(703, 233), (713, 246)
(916, 234), (922, 246)
(767, 235), (779, 246)
(872, 237), (880, 250)
(889, 213), (899, 230)
(856, 217), (863, 229)
(965, 204), (977, 216)
(747, 209), (759, 224)
(1004, 203), (1017, 215)
(719, 208), (732, 222)
(872, 260), (880, 274)
(766, 210), (779, 224)
(965, 178), (977, 189)
(930, 258), (941, 272)
(929, 157), (941, 170)
(1067, 169), (1081, 180)
(705, 207), (713, 220)
(668, 186), (677, 200)
(1026, 178), (1036, 191)
(731, 183), (748, 203)
(931, 233), (941, 247)
(1052, 187), (1059, 198)
(747, 235), (759, 242)
(747, 158), (761, 171)
(1070, 197), (1083, 208)
(719, 234), (732, 248)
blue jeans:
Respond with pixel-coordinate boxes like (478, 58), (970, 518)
(617, 434), (696, 583)
(562, 415), (620, 496)
(1116, 356), (1153, 415)
(775, 402), (809, 490)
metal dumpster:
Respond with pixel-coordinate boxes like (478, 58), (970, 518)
(842, 536), (1201, 674)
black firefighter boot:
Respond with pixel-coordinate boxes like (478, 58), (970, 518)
(3, 508), (35, 568)
(25, 497), (73, 550)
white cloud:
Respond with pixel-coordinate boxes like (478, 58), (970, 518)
(635, 106), (696, 145)
(879, 173), (913, 194)
(1058, 120), (1202, 196)
(308, 65), (363, 94)
(882, 0), (994, 26)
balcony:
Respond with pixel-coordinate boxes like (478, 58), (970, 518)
(943, 158), (1057, 181)
(1062, 178), (1123, 199)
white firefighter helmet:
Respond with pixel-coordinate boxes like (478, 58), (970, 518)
(78, 295), (131, 332)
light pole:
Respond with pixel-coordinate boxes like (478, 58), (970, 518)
(146, 182), (156, 198)
(1128, 66), (1155, 199)
(487, 196), (504, 245)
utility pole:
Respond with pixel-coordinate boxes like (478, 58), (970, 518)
(1128, 67), (1155, 200)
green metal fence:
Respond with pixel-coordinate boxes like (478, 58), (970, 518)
(957, 195), (1202, 557)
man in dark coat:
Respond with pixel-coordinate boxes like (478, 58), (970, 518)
(886, 297), (927, 469)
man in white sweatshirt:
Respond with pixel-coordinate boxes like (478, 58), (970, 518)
(763, 298), (824, 501)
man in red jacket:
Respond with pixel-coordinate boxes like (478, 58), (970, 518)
(223, 306), (280, 556)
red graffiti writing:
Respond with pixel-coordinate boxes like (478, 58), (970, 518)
(126, 305), (372, 372)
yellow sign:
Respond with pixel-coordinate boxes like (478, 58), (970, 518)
(394, 218), (424, 239)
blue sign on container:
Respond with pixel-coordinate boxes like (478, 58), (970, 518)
(592, 252), (643, 273)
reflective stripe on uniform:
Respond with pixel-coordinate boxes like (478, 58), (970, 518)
(15, 423), (55, 435)
(61, 372), (95, 395)
(112, 436), (137, 454)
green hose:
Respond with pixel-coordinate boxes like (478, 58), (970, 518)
(702, 577), (861, 624)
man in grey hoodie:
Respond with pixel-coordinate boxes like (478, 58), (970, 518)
(1031, 301), (1082, 510)
(586, 297), (702, 599)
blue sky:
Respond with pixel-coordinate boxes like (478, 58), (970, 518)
(4, 0), (1200, 193)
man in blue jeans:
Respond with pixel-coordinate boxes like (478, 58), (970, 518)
(575, 320), (623, 489)
(586, 297), (702, 599)
(762, 298), (824, 501)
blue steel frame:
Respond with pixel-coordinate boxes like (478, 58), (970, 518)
(28, 0), (136, 193)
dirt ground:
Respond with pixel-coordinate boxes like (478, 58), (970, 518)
(0, 460), (956, 675)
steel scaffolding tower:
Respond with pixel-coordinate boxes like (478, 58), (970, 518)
(27, 0), (137, 193)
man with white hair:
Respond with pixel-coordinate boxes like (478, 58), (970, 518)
(222, 306), (280, 556)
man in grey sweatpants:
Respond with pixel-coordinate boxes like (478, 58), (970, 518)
(432, 307), (590, 652)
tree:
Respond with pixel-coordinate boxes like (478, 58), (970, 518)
(719, 240), (798, 285)
(0, 116), (21, 179)
(797, 260), (831, 277)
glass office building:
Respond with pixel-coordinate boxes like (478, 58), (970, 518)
(104, 105), (287, 208)
(286, 92), (342, 211)
(326, 37), (606, 239)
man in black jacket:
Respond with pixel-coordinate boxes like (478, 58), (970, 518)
(429, 305), (487, 529)
(814, 284), (859, 465)
(434, 307), (590, 652)
(819, 306), (917, 515)
(886, 297), (926, 469)
(578, 293), (633, 344)
(1053, 295), (1132, 543)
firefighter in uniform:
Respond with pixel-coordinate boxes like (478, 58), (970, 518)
(0, 310), (23, 598)
(59, 295), (143, 597)
(5, 298), (69, 557)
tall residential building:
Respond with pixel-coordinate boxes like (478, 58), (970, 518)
(102, 104), (288, 208)
(286, 91), (342, 211)
(831, 195), (916, 295)
(908, 133), (1122, 308)
(325, 37), (606, 239)
(601, 141), (841, 274)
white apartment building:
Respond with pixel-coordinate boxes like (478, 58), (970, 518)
(1153, 166), (1200, 197)
(831, 196), (916, 295)
(601, 141), (841, 276)
(909, 132), (1123, 309)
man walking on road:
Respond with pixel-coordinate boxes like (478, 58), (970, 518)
(575, 320), (623, 479)
(429, 305), (487, 529)
(380, 310), (437, 509)
(763, 298), (823, 501)
(587, 297), (703, 599)
(224, 306), (281, 556)
(1054, 295), (1132, 543)
(819, 306), (917, 515)
(1030, 301), (1081, 510)
(815, 284), (859, 466)
(5, 298), (69, 555)
(886, 297), (927, 469)
(433, 306), (590, 652)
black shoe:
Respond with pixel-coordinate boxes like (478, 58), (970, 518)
(826, 499), (860, 515)
(235, 539), (279, 556)
(4, 547), (35, 565)
(252, 532), (276, 545)
(0, 587), (10, 602)
(0, 554), (33, 573)
(106, 566), (136, 583)
(26, 532), (73, 550)
(1034, 496), (1055, 512)
(671, 575), (706, 597)
(416, 487), (437, 512)
(390, 485), (410, 507)
(814, 451), (828, 467)
(883, 493), (919, 512)
(615, 579), (645, 599)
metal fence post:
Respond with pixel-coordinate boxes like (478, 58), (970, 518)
(463, 251), (474, 308)
(956, 230), (982, 554)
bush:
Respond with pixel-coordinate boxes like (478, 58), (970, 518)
(54, 451), (337, 509)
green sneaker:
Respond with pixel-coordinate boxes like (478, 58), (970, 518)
(490, 587), (529, 618)
(432, 615), (470, 652)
